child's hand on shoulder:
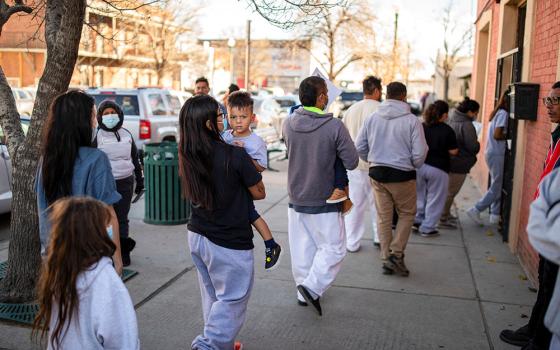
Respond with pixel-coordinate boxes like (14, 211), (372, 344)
(232, 140), (245, 148)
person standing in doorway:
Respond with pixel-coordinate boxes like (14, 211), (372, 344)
(283, 76), (359, 316)
(413, 100), (458, 237)
(179, 95), (265, 350)
(355, 82), (428, 277)
(342, 76), (382, 252)
(499, 81), (560, 350)
(439, 97), (481, 228)
(468, 90), (509, 225)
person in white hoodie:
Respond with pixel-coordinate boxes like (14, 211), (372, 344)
(355, 82), (428, 277)
(33, 197), (139, 350)
(95, 100), (144, 267)
(528, 167), (560, 350)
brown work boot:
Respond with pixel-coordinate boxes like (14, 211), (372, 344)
(341, 198), (353, 216)
(326, 188), (348, 203)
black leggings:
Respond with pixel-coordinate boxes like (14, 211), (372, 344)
(528, 255), (559, 347)
(114, 175), (134, 238)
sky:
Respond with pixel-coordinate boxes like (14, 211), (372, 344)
(196, 0), (477, 80)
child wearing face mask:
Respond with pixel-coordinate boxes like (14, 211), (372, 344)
(94, 100), (144, 267)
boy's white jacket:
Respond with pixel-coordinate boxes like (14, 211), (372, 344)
(527, 167), (560, 337)
(48, 257), (140, 350)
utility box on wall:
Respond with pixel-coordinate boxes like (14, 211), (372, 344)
(509, 83), (540, 121)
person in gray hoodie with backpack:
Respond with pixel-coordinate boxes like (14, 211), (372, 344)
(355, 82), (428, 277)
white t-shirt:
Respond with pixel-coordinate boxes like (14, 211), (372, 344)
(486, 109), (508, 156)
(222, 130), (268, 168)
(343, 99), (381, 170)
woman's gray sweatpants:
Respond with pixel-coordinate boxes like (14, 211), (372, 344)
(475, 153), (505, 215)
(415, 164), (449, 233)
(188, 231), (254, 350)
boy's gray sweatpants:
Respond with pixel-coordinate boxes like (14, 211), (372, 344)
(188, 231), (254, 350)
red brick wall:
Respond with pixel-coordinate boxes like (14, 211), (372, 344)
(471, 0), (560, 283)
(516, 0), (560, 282)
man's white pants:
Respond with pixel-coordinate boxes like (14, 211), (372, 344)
(345, 169), (379, 251)
(288, 208), (346, 300)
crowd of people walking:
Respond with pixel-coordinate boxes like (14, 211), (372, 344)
(28, 74), (560, 350)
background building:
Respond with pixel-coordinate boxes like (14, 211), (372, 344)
(470, 0), (560, 283)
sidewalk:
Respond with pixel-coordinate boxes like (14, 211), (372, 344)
(0, 160), (536, 350)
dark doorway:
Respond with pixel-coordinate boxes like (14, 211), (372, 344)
(498, 4), (526, 241)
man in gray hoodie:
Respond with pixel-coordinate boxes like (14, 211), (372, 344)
(355, 82), (428, 277)
(283, 76), (359, 316)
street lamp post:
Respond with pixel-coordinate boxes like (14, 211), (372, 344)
(227, 38), (236, 85)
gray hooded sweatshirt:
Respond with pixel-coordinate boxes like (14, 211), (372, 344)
(283, 107), (359, 207)
(355, 99), (428, 172)
(527, 168), (560, 338)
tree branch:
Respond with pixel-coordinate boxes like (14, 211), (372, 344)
(0, 0), (33, 35)
(0, 67), (25, 157)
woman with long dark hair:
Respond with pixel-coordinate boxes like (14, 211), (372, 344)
(414, 100), (458, 237)
(36, 90), (123, 273)
(439, 97), (480, 228)
(179, 94), (265, 350)
(33, 197), (138, 349)
(467, 90), (509, 225)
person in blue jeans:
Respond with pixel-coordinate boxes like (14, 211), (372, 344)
(178, 94), (266, 350)
(467, 90), (509, 225)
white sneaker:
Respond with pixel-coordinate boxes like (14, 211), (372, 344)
(489, 214), (500, 225)
(467, 207), (483, 226)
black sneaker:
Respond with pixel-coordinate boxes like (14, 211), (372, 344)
(438, 219), (458, 229)
(499, 324), (531, 347)
(420, 230), (440, 238)
(387, 254), (409, 277)
(412, 223), (420, 232)
(297, 285), (322, 316)
(265, 244), (282, 270)
(122, 251), (131, 267)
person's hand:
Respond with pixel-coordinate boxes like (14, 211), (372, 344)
(232, 140), (245, 147)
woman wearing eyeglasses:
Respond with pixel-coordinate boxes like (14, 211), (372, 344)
(467, 90), (510, 226)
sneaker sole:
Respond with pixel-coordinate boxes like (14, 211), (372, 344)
(420, 232), (440, 238)
(265, 247), (283, 271)
(326, 197), (348, 204)
(498, 333), (530, 347)
(467, 211), (484, 226)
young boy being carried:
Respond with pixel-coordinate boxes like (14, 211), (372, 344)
(223, 91), (282, 270)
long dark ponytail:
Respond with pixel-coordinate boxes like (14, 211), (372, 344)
(178, 94), (224, 210)
(41, 91), (95, 204)
(489, 89), (510, 122)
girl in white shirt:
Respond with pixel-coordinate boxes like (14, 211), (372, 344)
(33, 197), (139, 350)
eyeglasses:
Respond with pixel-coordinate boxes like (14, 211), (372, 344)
(542, 96), (560, 106)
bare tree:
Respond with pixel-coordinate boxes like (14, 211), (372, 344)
(436, 0), (472, 102)
(0, 0), (87, 302)
(296, 0), (377, 81)
(136, 0), (199, 86)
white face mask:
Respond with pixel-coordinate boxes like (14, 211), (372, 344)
(102, 114), (120, 129)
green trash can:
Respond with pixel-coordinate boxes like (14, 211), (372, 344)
(143, 142), (190, 225)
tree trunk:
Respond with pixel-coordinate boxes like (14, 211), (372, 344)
(443, 72), (450, 103)
(0, 0), (87, 302)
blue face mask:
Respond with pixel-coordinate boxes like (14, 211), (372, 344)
(102, 114), (120, 129)
(107, 225), (113, 239)
(223, 116), (228, 131)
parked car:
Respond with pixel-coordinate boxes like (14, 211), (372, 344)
(331, 91), (363, 118)
(0, 116), (30, 214)
(86, 88), (180, 157)
(253, 96), (286, 138)
(12, 88), (34, 116)
(408, 100), (422, 116)
(167, 89), (193, 114)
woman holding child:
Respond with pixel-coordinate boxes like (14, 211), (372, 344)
(178, 94), (266, 350)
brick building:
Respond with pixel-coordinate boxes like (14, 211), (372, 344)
(0, 1), (191, 89)
(471, 0), (560, 283)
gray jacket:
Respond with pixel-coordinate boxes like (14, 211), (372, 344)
(447, 109), (480, 173)
(355, 99), (428, 171)
(527, 168), (560, 337)
(283, 107), (358, 206)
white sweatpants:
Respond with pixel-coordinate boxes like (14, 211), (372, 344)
(288, 209), (346, 299)
(345, 169), (379, 251)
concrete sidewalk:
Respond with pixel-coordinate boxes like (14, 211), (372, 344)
(0, 160), (536, 350)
